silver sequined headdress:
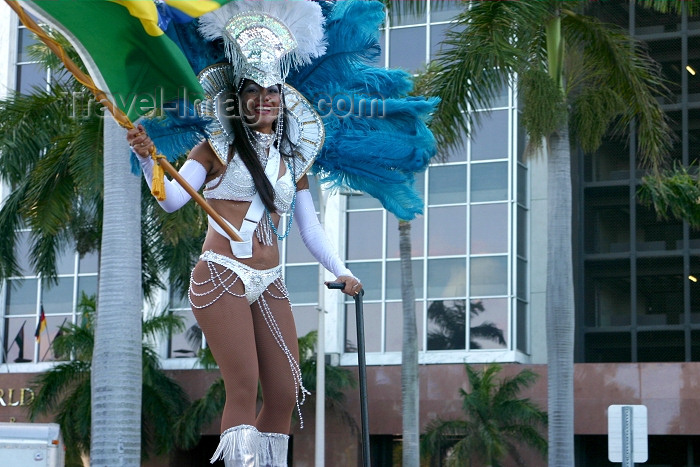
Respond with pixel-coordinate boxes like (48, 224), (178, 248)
(196, 0), (326, 172)
(198, 0), (326, 88)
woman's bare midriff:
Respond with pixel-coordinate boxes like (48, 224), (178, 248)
(201, 197), (282, 270)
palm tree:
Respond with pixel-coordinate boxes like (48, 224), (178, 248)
(427, 300), (506, 351)
(28, 294), (190, 466)
(174, 330), (357, 450)
(416, 2), (674, 464)
(421, 363), (547, 467)
(0, 79), (204, 299)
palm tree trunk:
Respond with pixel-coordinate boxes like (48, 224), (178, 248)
(90, 117), (142, 465)
(546, 122), (575, 467)
(399, 220), (420, 467)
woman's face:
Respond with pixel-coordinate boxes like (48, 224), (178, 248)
(239, 80), (281, 134)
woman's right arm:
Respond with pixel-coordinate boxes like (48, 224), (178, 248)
(127, 125), (209, 213)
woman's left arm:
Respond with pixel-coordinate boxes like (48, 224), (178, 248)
(294, 177), (362, 296)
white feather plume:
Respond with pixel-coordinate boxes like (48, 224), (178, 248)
(198, 0), (326, 69)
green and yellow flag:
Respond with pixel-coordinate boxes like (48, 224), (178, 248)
(9, 0), (232, 120)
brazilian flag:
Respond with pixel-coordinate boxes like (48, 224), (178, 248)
(11, 0), (232, 120)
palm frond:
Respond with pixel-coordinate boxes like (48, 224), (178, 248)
(638, 165), (700, 229)
(637, 0), (700, 16)
(562, 9), (673, 169)
(416, 0), (551, 150)
(174, 378), (226, 449)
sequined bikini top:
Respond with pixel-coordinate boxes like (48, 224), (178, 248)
(203, 146), (295, 213)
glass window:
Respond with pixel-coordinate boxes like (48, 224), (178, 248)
(428, 164), (467, 205)
(5, 279), (37, 316)
(584, 259), (630, 327)
(345, 302), (382, 353)
(346, 262), (382, 301)
(431, 1), (465, 23)
(470, 256), (508, 296)
(517, 163), (527, 206)
(691, 256), (700, 324)
(645, 38), (682, 104)
(636, 203), (682, 252)
(517, 205), (527, 259)
(637, 257), (684, 326)
(516, 299), (528, 353)
(42, 277), (74, 315)
(347, 193), (382, 210)
(428, 205), (466, 256)
(385, 301), (423, 352)
(79, 251), (99, 273)
(584, 189), (630, 254)
(16, 62), (47, 94)
(386, 215), (424, 258)
(427, 299), (466, 350)
(292, 305), (317, 339)
(77, 276), (97, 302)
(469, 298), (507, 350)
(285, 265), (319, 304)
(470, 203), (508, 255)
(584, 138), (630, 182)
(169, 309), (199, 359)
(15, 231), (33, 277)
(285, 223), (315, 263)
(470, 162), (508, 202)
(385, 260), (423, 300)
(347, 211), (384, 260)
(584, 332), (631, 363)
(55, 248), (76, 275)
(17, 27), (39, 62)
(429, 22), (451, 58)
(638, 331), (685, 362)
(389, 2), (426, 26)
(517, 258), (527, 300)
(389, 26), (426, 72)
(4, 318), (35, 363)
(427, 258), (466, 298)
(470, 110), (509, 160)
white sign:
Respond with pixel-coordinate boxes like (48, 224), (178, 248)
(608, 405), (648, 463)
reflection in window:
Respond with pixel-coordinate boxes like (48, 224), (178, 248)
(385, 301), (423, 352)
(470, 110), (509, 159)
(285, 265), (320, 304)
(470, 203), (508, 255)
(427, 299), (466, 350)
(4, 318), (34, 363)
(346, 262), (382, 301)
(637, 257), (683, 326)
(385, 260), (424, 301)
(386, 215), (424, 258)
(345, 303), (382, 353)
(584, 260), (631, 327)
(428, 165), (467, 205)
(389, 27), (426, 72)
(470, 162), (508, 202)
(428, 206), (466, 256)
(5, 279), (37, 316)
(168, 309), (200, 359)
(42, 278), (74, 315)
(428, 258), (466, 298)
(347, 211), (384, 260)
(470, 256), (508, 296)
(585, 332), (631, 363)
(469, 298), (507, 350)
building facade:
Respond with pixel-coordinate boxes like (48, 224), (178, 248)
(0, 1), (698, 466)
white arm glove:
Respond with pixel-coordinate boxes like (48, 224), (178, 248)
(138, 155), (207, 213)
(294, 189), (355, 279)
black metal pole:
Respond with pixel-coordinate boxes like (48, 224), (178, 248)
(326, 283), (370, 467)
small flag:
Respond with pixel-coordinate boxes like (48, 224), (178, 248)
(12, 322), (26, 361)
(35, 307), (47, 343)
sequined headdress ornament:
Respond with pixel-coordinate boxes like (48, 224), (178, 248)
(198, 0), (326, 88)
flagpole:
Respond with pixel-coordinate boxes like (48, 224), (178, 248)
(5, 0), (243, 243)
(42, 317), (68, 361)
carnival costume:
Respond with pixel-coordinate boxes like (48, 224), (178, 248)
(135, 1), (439, 465)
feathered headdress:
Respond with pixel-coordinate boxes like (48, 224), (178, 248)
(141, 0), (439, 220)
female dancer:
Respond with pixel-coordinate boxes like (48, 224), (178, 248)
(127, 65), (360, 467)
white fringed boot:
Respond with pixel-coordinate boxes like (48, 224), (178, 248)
(258, 432), (289, 467)
(210, 425), (261, 467)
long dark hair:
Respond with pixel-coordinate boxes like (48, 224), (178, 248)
(228, 87), (292, 213)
